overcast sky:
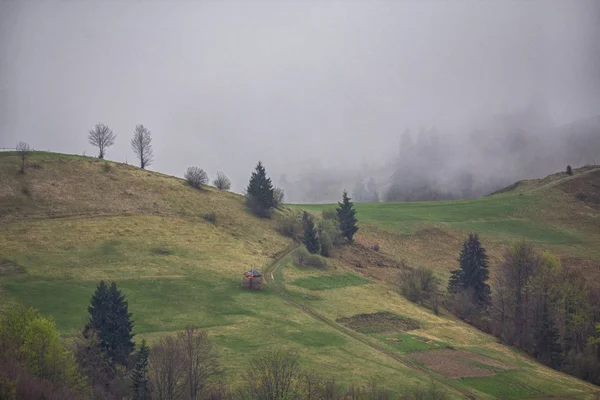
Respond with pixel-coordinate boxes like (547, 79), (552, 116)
(1, 0), (599, 192)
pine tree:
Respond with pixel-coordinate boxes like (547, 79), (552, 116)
(566, 165), (573, 175)
(87, 281), (135, 366)
(246, 161), (275, 217)
(336, 191), (359, 242)
(450, 234), (491, 307)
(132, 339), (150, 400)
(447, 269), (463, 294)
(534, 304), (563, 369)
(302, 212), (320, 254)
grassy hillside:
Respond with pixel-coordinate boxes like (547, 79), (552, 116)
(1, 152), (599, 398)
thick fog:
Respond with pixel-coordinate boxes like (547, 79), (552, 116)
(1, 1), (599, 202)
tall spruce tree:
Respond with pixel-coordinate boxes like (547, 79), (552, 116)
(336, 190), (358, 242)
(132, 339), (150, 400)
(87, 281), (135, 366)
(534, 304), (563, 369)
(246, 161), (275, 217)
(447, 233), (491, 306)
(302, 212), (320, 254)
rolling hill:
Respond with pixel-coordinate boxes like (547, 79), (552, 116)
(1, 151), (599, 399)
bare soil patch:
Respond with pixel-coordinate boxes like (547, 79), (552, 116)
(335, 242), (403, 270)
(336, 311), (421, 334)
(409, 348), (516, 379)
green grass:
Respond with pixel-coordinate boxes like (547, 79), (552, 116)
(456, 372), (542, 399)
(1, 153), (599, 398)
(291, 273), (370, 290)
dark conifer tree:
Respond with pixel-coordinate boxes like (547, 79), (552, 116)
(534, 304), (563, 369)
(447, 268), (463, 294)
(566, 165), (573, 175)
(302, 212), (320, 254)
(246, 161), (275, 217)
(336, 191), (359, 242)
(450, 234), (491, 307)
(132, 339), (150, 400)
(87, 281), (135, 366)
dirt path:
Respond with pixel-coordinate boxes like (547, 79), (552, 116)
(263, 247), (477, 399)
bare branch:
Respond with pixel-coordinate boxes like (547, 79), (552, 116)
(185, 167), (209, 189)
(16, 141), (30, 173)
(131, 124), (154, 169)
(88, 123), (116, 159)
(213, 172), (231, 191)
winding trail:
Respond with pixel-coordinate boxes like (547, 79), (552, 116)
(263, 246), (477, 399)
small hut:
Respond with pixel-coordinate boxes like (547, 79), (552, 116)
(242, 268), (263, 291)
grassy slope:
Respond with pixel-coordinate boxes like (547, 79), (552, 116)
(287, 166), (600, 399)
(0, 152), (435, 394)
(1, 152), (599, 398)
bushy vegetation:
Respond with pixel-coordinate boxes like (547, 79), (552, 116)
(213, 171), (231, 191)
(0, 305), (87, 399)
(276, 212), (303, 239)
(398, 266), (440, 312)
(185, 166), (209, 189)
(273, 187), (285, 208)
(202, 211), (217, 223)
(294, 247), (328, 270)
(301, 212), (320, 254)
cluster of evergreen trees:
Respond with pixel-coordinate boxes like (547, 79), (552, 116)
(300, 190), (359, 258)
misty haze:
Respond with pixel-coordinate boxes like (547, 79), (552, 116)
(2, 1), (600, 399)
(1, 1), (598, 202)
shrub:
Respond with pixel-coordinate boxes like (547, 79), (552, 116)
(398, 266), (440, 306)
(295, 247), (328, 269)
(202, 212), (217, 223)
(185, 166), (208, 189)
(566, 165), (573, 175)
(273, 187), (285, 208)
(276, 213), (302, 239)
(20, 183), (31, 197)
(321, 208), (338, 221)
(213, 171), (231, 191)
(318, 219), (343, 257)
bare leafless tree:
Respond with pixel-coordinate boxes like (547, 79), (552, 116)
(185, 167), (209, 189)
(16, 141), (30, 174)
(242, 349), (302, 400)
(273, 187), (285, 208)
(131, 124), (154, 169)
(212, 172), (231, 191)
(88, 123), (116, 159)
(149, 336), (185, 400)
(178, 326), (220, 400)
